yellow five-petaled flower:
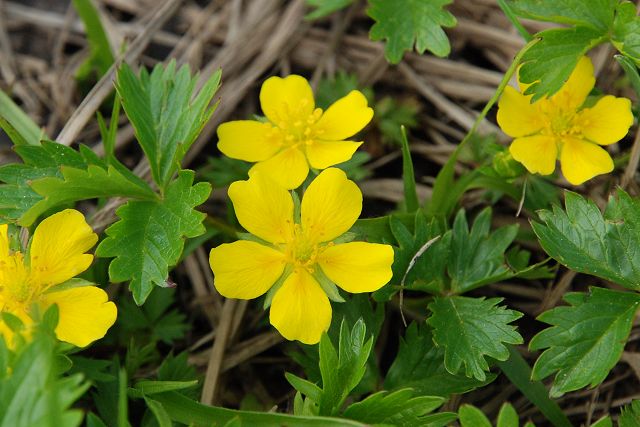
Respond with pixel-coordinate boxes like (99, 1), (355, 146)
(0, 209), (117, 348)
(209, 168), (394, 344)
(217, 75), (374, 190)
(497, 56), (633, 185)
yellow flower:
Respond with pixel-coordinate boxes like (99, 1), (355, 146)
(217, 75), (374, 190)
(497, 56), (633, 185)
(209, 168), (394, 344)
(0, 209), (117, 348)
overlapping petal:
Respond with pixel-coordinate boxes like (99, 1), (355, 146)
(318, 242), (394, 293)
(249, 147), (309, 190)
(576, 95), (633, 145)
(228, 172), (294, 243)
(509, 135), (558, 176)
(29, 209), (98, 289)
(301, 168), (361, 243)
(217, 121), (282, 162)
(314, 91), (373, 140)
(41, 285), (117, 347)
(306, 140), (362, 169)
(260, 75), (314, 125)
(0, 224), (9, 263)
(551, 56), (595, 111)
(269, 268), (331, 345)
(210, 240), (286, 299)
(560, 137), (613, 185)
(497, 86), (543, 138)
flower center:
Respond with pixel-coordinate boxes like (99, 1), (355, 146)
(283, 224), (328, 273)
(269, 99), (325, 149)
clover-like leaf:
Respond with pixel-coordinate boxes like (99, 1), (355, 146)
(427, 296), (523, 381)
(530, 287), (640, 397)
(368, 0), (456, 63)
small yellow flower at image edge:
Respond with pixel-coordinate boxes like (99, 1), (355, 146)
(217, 74), (374, 190)
(0, 209), (117, 348)
(209, 168), (394, 345)
(497, 56), (634, 185)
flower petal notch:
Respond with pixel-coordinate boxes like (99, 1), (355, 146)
(217, 75), (374, 189)
(0, 209), (117, 348)
(209, 168), (394, 344)
(497, 56), (633, 185)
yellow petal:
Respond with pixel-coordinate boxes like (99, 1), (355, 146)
(29, 209), (98, 289)
(306, 140), (363, 169)
(269, 268), (331, 345)
(260, 75), (314, 125)
(228, 172), (294, 243)
(301, 168), (361, 243)
(249, 147), (309, 190)
(576, 95), (633, 145)
(560, 137), (613, 185)
(217, 121), (282, 162)
(509, 135), (558, 175)
(209, 241), (286, 299)
(318, 242), (394, 293)
(41, 286), (117, 347)
(550, 56), (595, 110)
(0, 224), (9, 263)
(497, 86), (543, 138)
(314, 91), (373, 140)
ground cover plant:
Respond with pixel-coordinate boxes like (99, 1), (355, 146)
(3, 0), (640, 425)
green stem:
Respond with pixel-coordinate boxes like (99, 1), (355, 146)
(497, 0), (533, 42)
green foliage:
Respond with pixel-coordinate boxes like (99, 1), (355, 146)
(532, 190), (640, 291)
(342, 389), (454, 427)
(427, 296), (523, 381)
(384, 322), (495, 397)
(0, 307), (89, 427)
(530, 287), (640, 397)
(400, 127), (419, 212)
(97, 170), (210, 304)
(116, 61), (220, 190)
(72, 0), (115, 80)
(619, 400), (640, 427)
(368, 0), (456, 63)
(115, 287), (189, 345)
(508, 0), (640, 100)
(375, 96), (420, 146)
(458, 403), (533, 427)
(0, 89), (44, 146)
(305, 0), (353, 19)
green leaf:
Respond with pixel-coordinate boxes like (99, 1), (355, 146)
(116, 62), (221, 189)
(530, 287), (640, 397)
(400, 127), (419, 212)
(532, 190), (640, 291)
(21, 163), (157, 226)
(507, 0), (616, 30)
(427, 296), (523, 381)
(0, 89), (43, 146)
(367, 0), (456, 63)
(496, 346), (572, 427)
(384, 323), (494, 398)
(590, 416), (612, 427)
(133, 380), (198, 396)
(619, 400), (640, 427)
(342, 389), (451, 427)
(519, 26), (606, 101)
(318, 319), (374, 415)
(305, 0), (353, 19)
(448, 208), (519, 293)
(152, 391), (369, 426)
(72, 0), (115, 79)
(0, 311), (89, 427)
(96, 170), (211, 304)
(615, 54), (640, 98)
(458, 405), (492, 427)
(612, 2), (640, 62)
(497, 403), (518, 427)
(143, 397), (172, 427)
